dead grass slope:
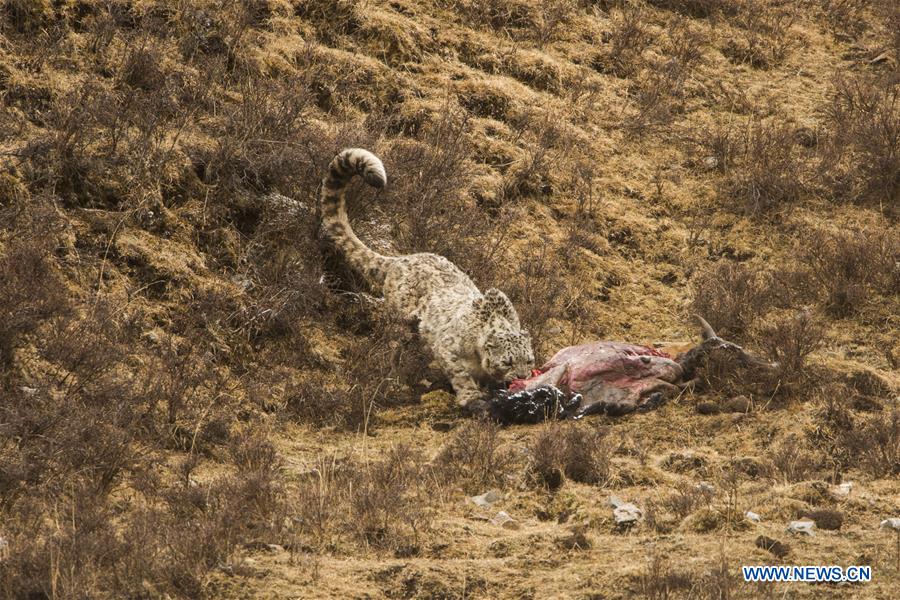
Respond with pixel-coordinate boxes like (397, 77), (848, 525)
(0, 0), (898, 598)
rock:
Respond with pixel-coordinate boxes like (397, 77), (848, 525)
(723, 396), (751, 413)
(609, 496), (642, 527)
(469, 490), (502, 508)
(702, 155), (719, 170)
(801, 509), (843, 531)
(787, 520), (817, 536)
(755, 535), (790, 558)
(880, 518), (900, 531)
(696, 401), (720, 415)
(746, 511), (762, 523)
(831, 481), (853, 499)
(491, 511), (518, 529)
(696, 482), (716, 494)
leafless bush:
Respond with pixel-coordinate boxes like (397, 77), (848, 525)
(770, 434), (821, 482)
(821, 0), (872, 39)
(348, 445), (434, 551)
(526, 422), (614, 490)
(837, 408), (900, 477)
(818, 75), (900, 211)
(601, 7), (655, 78)
(690, 262), (774, 339)
(800, 228), (899, 317)
(447, 0), (538, 31)
(722, 3), (796, 69)
(640, 552), (694, 599)
(645, 0), (739, 18)
(726, 119), (809, 213)
(751, 309), (826, 394)
(435, 418), (519, 494)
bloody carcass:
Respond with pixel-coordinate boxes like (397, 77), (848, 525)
(488, 317), (778, 424)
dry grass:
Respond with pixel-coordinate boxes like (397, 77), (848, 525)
(1, 0), (898, 597)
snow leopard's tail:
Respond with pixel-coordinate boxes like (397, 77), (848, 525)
(319, 148), (393, 287)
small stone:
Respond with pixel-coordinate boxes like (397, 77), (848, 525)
(755, 535), (790, 558)
(609, 496), (642, 526)
(469, 490), (502, 508)
(787, 520), (817, 536)
(880, 518), (900, 531)
(18, 386), (38, 395)
(696, 402), (720, 415)
(702, 156), (719, 170)
(832, 482), (853, 498)
(746, 511), (762, 523)
(491, 511), (518, 529)
(696, 482), (716, 494)
(723, 396), (751, 413)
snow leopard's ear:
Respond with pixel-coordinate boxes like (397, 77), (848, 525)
(474, 288), (520, 327)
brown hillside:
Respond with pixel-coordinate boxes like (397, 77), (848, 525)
(0, 0), (898, 598)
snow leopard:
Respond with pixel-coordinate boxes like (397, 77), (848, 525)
(319, 148), (534, 411)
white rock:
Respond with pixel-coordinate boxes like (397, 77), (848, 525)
(491, 511), (518, 529)
(696, 482), (716, 494)
(787, 520), (816, 536)
(609, 497), (642, 525)
(746, 511), (761, 523)
(469, 490), (502, 508)
(879, 518), (900, 531)
(833, 482), (854, 498)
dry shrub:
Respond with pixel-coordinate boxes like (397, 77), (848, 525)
(645, 0), (738, 18)
(722, 2), (796, 69)
(770, 434), (820, 482)
(600, 7), (655, 78)
(1, 424), (285, 598)
(751, 309), (825, 394)
(446, 0), (538, 32)
(347, 445), (434, 551)
(0, 201), (71, 370)
(434, 418), (519, 494)
(661, 481), (715, 521)
(527, 422), (614, 490)
(726, 119), (809, 213)
(293, 447), (436, 553)
(818, 74), (900, 211)
(379, 108), (499, 279)
(293, 0), (361, 41)
(837, 408), (900, 477)
(639, 552), (694, 599)
(821, 0), (873, 39)
(627, 18), (707, 132)
(800, 228), (899, 317)
(690, 262), (773, 340)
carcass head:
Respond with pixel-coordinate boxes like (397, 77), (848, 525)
(679, 316), (780, 387)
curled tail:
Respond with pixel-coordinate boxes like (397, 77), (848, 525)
(320, 148), (393, 286)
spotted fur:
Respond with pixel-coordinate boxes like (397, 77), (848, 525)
(320, 148), (534, 408)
